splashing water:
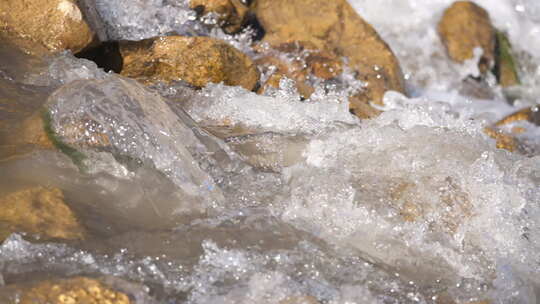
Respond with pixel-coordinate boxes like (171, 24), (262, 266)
(1, 0), (540, 303)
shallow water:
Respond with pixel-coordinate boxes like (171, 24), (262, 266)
(1, 1), (540, 303)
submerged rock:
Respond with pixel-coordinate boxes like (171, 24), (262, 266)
(0, 187), (85, 242)
(0, 0), (94, 55)
(44, 75), (229, 208)
(189, 0), (249, 33)
(120, 36), (259, 91)
(0, 277), (133, 304)
(252, 0), (405, 119)
(438, 1), (495, 74)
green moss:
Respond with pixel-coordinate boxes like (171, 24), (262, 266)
(494, 31), (520, 86)
(41, 109), (87, 171)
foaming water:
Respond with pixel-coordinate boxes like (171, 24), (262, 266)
(1, 1), (540, 303)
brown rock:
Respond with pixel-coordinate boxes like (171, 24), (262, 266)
(255, 42), (342, 98)
(7, 112), (54, 150)
(438, 1), (495, 73)
(483, 106), (539, 152)
(5, 277), (131, 304)
(190, 0), (249, 33)
(0, 0), (94, 55)
(252, 0), (405, 118)
(280, 295), (320, 304)
(0, 187), (85, 242)
(120, 36), (259, 91)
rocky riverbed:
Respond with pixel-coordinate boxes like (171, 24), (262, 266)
(0, 0), (539, 303)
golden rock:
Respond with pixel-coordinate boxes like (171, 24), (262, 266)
(279, 295), (320, 304)
(252, 0), (405, 119)
(9, 277), (131, 304)
(120, 36), (259, 91)
(0, 187), (85, 242)
(438, 1), (495, 73)
(189, 0), (249, 33)
(0, 0), (94, 55)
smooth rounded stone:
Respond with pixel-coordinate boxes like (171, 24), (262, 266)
(252, 0), (405, 119)
(120, 36), (259, 91)
(5, 112), (54, 152)
(0, 277), (137, 304)
(0, 187), (85, 242)
(189, 0), (249, 33)
(438, 1), (495, 74)
(0, 0), (94, 55)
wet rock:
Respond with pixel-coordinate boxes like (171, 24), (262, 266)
(255, 41), (343, 99)
(438, 1), (495, 74)
(252, 0), (405, 119)
(280, 295), (320, 304)
(0, 277), (131, 304)
(484, 106), (540, 152)
(7, 112), (54, 151)
(494, 31), (520, 87)
(0, 0), (94, 55)
(190, 0), (249, 33)
(0, 187), (85, 242)
(120, 36), (259, 91)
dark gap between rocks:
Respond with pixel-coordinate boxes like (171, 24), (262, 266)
(75, 41), (123, 74)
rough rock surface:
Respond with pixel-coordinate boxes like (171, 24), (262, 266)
(252, 0), (405, 118)
(189, 0), (249, 33)
(0, 0), (94, 54)
(120, 36), (259, 91)
(1, 277), (131, 304)
(0, 187), (85, 242)
(438, 1), (495, 73)
(255, 41), (343, 99)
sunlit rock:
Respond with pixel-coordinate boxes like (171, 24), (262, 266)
(252, 0), (405, 119)
(0, 0), (94, 55)
(438, 1), (495, 74)
(120, 36), (259, 91)
(0, 277), (133, 304)
(484, 106), (540, 153)
(189, 0), (249, 33)
(254, 41), (343, 99)
(0, 187), (85, 242)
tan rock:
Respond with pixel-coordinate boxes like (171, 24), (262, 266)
(255, 42), (342, 98)
(438, 1), (495, 73)
(0, 0), (94, 55)
(252, 0), (405, 118)
(120, 36), (259, 91)
(280, 295), (320, 304)
(483, 106), (539, 152)
(190, 0), (249, 33)
(8, 277), (131, 304)
(0, 187), (85, 242)
(7, 112), (54, 150)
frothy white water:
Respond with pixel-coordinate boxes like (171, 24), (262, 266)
(1, 0), (540, 303)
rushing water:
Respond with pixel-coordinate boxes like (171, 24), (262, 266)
(1, 0), (540, 303)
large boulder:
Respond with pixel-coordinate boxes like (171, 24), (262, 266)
(120, 36), (259, 91)
(0, 0), (94, 55)
(252, 0), (406, 118)
(0, 187), (85, 242)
